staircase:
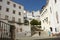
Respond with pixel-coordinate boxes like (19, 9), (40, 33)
(40, 31), (49, 38)
(32, 31), (49, 38)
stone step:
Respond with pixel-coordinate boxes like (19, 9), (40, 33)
(32, 31), (49, 37)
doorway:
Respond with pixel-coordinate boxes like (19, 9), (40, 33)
(50, 27), (52, 32)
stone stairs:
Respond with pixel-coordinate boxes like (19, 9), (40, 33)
(40, 31), (49, 38)
(32, 31), (49, 38)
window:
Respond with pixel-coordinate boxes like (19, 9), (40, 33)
(13, 4), (16, 7)
(55, 0), (57, 3)
(17, 28), (18, 32)
(43, 20), (44, 23)
(19, 6), (21, 9)
(6, 33), (8, 35)
(12, 17), (15, 22)
(13, 10), (15, 14)
(19, 12), (21, 15)
(0, 22), (1, 27)
(55, 28), (57, 32)
(0, 14), (1, 18)
(56, 12), (59, 23)
(0, 0), (2, 2)
(20, 28), (22, 32)
(0, 6), (2, 10)
(6, 8), (9, 12)
(5, 15), (9, 20)
(7, 1), (10, 5)
(44, 17), (48, 23)
(18, 18), (21, 23)
(50, 7), (52, 13)
(50, 27), (52, 31)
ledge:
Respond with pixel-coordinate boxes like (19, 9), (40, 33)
(16, 22), (23, 25)
(8, 20), (16, 23)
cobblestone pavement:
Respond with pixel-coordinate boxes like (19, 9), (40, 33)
(35, 37), (60, 40)
(16, 30), (60, 40)
(17, 36), (60, 40)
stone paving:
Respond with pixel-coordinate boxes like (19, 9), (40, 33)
(17, 31), (59, 40)
(17, 36), (60, 40)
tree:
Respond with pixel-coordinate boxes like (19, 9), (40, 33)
(38, 21), (41, 25)
(30, 19), (39, 25)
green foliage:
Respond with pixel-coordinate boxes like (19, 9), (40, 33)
(30, 19), (39, 25)
(38, 21), (41, 25)
(30, 19), (41, 26)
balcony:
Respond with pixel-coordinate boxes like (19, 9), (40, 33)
(8, 20), (16, 23)
(16, 22), (23, 25)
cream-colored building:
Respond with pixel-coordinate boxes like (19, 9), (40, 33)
(0, 0), (24, 40)
(24, 10), (40, 22)
(40, 0), (60, 34)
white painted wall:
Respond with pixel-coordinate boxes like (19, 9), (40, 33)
(25, 10), (40, 22)
(0, 0), (24, 23)
(0, 0), (24, 39)
(40, 0), (60, 34)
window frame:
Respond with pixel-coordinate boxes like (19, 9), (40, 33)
(7, 1), (10, 5)
(18, 18), (21, 23)
(5, 15), (9, 20)
(55, 0), (57, 3)
(0, 6), (2, 10)
(13, 10), (15, 14)
(12, 17), (15, 22)
(19, 6), (21, 9)
(13, 4), (16, 7)
(19, 12), (21, 15)
(6, 8), (9, 12)
(56, 12), (59, 23)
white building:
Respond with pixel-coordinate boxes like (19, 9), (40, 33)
(40, 0), (60, 35)
(24, 10), (40, 22)
(32, 11), (40, 21)
(23, 10), (41, 37)
(0, 0), (24, 40)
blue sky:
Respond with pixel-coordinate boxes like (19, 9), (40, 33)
(12, 0), (46, 12)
